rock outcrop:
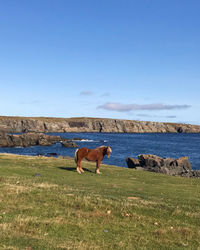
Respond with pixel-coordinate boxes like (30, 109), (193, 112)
(61, 141), (78, 148)
(126, 154), (200, 178)
(126, 157), (140, 168)
(0, 116), (200, 133)
(0, 132), (63, 147)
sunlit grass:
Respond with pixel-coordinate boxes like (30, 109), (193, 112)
(0, 154), (199, 249)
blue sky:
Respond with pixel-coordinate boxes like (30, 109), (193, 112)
(0, 0), (200, 124)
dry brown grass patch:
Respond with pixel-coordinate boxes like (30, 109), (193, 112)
(185, 211), (200, 218)
(2, 184), (31, 194)
(0, 222), (12, 231)
(175, 227), (192, 237)
(0, 246), (18, 250)
(34, 183), (58, 189)
(127, 196), (141, 200)
(57, 241), (101, 250)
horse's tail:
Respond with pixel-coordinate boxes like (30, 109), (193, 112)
(74, 149), (79, 164)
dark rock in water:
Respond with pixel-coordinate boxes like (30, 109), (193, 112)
(61, 141), (78, 148)
(127, 154), (198, 178)
(126, 157), (140, 168)
(37, 153), (43, 156)
(37, 152), (59, 157)
(177, 127), (183, 133)
(38, 138), (52, 146)
(46, 152), (58, 157)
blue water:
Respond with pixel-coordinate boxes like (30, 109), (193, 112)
(0, 133), (200, 170)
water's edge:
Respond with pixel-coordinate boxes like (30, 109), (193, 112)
(0, 132), (199, 170)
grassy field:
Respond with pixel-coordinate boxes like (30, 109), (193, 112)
(0, 154), (199, 250)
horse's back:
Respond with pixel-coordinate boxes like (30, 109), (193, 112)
(77, 147), (89, 158)
(78, 147), (89, 153)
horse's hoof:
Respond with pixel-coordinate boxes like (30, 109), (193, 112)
(80, 169), (84, 173)
(77, 168), (82, 174)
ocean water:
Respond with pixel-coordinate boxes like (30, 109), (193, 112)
(0, 133), (200, 170)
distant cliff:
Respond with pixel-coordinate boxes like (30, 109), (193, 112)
(0, 116), (200, 133)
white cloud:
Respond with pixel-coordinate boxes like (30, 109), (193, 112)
(97, 102), (191, 112)
(137, 114), (177, 118)
(80, 91), (93, 96)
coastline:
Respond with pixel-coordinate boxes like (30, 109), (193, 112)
(0, 116), (200, 133)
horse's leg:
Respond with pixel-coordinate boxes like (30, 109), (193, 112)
(77, 159), (82, 174)
(95, 160), (101, 174)
(80, 161), (84, 173)
(80, 166), (84, 173)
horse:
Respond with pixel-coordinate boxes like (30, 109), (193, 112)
(74, 146), (112, 174)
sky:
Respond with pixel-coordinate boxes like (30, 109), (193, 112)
(0, 0), (200, 125)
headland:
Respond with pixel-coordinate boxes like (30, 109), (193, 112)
(0, 116), (200, 133)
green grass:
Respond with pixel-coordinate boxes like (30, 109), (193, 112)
(0, 154), (199, 250)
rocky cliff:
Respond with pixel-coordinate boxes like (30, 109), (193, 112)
(0, 116), (200, 133)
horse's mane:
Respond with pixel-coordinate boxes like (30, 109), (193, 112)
(97, 145), (112, 152)
(74, 148), (79, 163)
(98, 145), (106, 148)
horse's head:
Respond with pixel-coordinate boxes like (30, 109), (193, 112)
(99, 146), (112, 158)
(106, 146), (112, 158)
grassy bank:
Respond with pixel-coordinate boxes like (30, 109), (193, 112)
(0, 154), (199, 250)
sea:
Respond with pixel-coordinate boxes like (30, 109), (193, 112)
(0, 133), (200, 170)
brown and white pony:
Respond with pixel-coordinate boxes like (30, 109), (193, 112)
(74, 146), (112, 174)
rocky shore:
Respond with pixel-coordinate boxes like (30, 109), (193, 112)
(126, 154), (200, 178)
(0, 132), (77, 148)
(0, 116), (200, 133)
